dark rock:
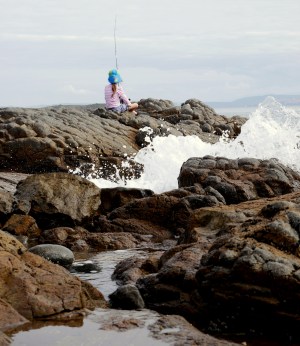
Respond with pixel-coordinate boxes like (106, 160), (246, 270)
(109, 284), (145, 310)
(148, 314), (240, 346)
(112, 252), (163, 285)
(0, 107), (139, 173)
(70, 261), (101, 274)
(14, 172), (101, 229)
(28, 244), (75, 267)
(201, 123), (213, 133)
(287, 210), (300, 233)
(261, 201), (295, 218)
(181, 195), (221, 209)
(178, 157), (300, 204)
(100, 187), (154, 213)
(128, 191), (300, 341)
(136, 243), (206, 318)
(138, 98), (174, 112)
(0, 101), (245, 175)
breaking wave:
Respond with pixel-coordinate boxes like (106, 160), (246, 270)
(91, 97), (300, 193)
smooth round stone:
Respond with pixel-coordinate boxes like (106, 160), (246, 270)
(70, 261), (101, 273)
(28, 244), (74, 267)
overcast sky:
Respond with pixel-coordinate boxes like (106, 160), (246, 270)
(0, 0), (299, 106)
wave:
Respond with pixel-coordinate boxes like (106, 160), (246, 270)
(91, 96), (300, 193)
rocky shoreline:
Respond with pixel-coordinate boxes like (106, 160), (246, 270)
(1, 98), (300, 345)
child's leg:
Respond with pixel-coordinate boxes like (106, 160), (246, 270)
(128, 103), (138, 112)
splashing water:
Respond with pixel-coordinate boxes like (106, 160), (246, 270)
(90, 97), (300, 193)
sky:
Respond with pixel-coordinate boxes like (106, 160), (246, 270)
(0, 0), (299, 107)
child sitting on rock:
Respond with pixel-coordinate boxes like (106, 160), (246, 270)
(104, 69), (138, 115)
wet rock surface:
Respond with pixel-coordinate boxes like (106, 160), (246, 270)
(0, 230), (107, 331)
(11, 308), (240, 346)
(125, 191), (300, 342)
(109, 284), (145, 310)
(0, 99), (246, 175)
(28, 244), (75, 267)
(178, 156), (300, 204)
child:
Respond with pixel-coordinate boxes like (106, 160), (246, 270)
(104, 69), (138, 114)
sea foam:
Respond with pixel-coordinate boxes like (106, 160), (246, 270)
(91, 97), (300, 193)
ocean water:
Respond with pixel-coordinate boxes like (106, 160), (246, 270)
(214, 105), (300, 117)
(90, 97), (300, 194)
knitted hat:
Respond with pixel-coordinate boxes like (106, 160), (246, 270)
(108, 69), (123, 84)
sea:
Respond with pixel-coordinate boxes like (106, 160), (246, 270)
(90, 97), (300, 194)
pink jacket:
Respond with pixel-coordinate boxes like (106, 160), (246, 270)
(104, 84), (131, 109)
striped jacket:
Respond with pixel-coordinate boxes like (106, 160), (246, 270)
(104, 84), (130, 109)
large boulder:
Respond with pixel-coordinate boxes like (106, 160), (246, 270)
(14, 172), (101, 228)
(178, 157), (300, 204)
(0, 231), (107, 327)
(133, 191), (300, 341)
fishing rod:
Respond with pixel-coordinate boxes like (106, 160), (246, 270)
(114, 15), (119, 70)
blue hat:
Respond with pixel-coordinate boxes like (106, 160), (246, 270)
(108, 69), (122, 84)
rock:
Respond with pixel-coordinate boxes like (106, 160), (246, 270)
(148, 314), (240, 346)
(3, 214), (40, 238)
(201, 123), (213, 133)
(138, 98), (174, 112)
(100, 187), (154, 213)
(94, 194), (176, 242)
(129, 191), (300, 341)
(0, 190), (13, 220)
(0, 230), (107, 324)
(14, 172), (101, 228)
(0, 102), (246, 175)
(109, 284), (145, 310)
(28, 244), (75, 267)
(70, 261), (101, 274)
(0, 332), (11, 346)
(136, 192), (300, 340)
(0, 172), (28, 222)
(0, 298), (29, 332)
(40, 226), (140, 251)
(0, 230), (26, 256)
(137, 243), (206, 318)
(0, 107), (138, 173)
(0, 172), (29, 194)
(112, 252), (163, 285)
(178, 157), (300, 204)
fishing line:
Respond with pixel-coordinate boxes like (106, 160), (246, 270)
(114, 15), (118, 70)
